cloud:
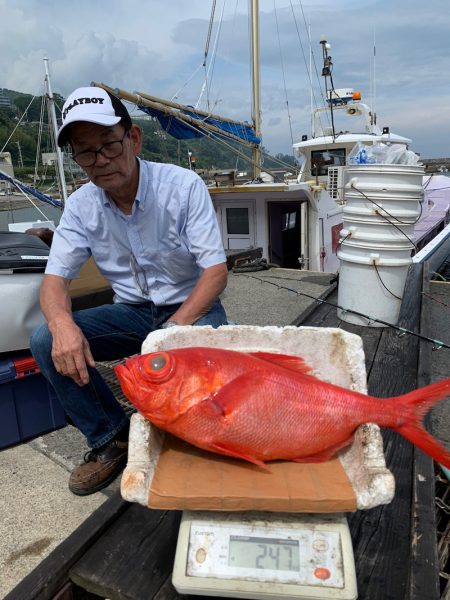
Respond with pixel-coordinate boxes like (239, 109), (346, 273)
(1, 0), (449, 158)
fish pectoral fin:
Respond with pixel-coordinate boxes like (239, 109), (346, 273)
(201, 373), (263, 418)
(248, 352), (312, 375)
(291, 439), (353, 463)
(209, 442), (268, 469)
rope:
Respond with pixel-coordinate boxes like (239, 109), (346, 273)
(352, 183), (423, 226)
(204, 0), (217, 66)
(9, 180), (51, 221)
(372, 261), (403, 300)
(274, 1), (295, 150)
(289, 0), (329, 133)
(336, 230), (352, 250)
(0, 95), (37, 154)
(422, 290), (450, 309)
(350, 183), (420, 253)
(198, 0), (224, 112)
(234, 273), (450, 350)
(33, 96), (46, 187)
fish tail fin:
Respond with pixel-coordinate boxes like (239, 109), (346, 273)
(395, 378), (450, 468)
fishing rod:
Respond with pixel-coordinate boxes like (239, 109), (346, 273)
(236, 273), (450, 350)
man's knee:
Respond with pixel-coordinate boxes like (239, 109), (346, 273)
(30, 322), (52, 361)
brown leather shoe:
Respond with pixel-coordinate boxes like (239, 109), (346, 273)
(69, 439), (128, 496)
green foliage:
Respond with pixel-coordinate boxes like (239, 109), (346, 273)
(13, 94), (43, 122)
(1, 91), (298, 179)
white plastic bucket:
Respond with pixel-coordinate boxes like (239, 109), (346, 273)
(337, 164), (424, 326)
(340, 221), (416, 244)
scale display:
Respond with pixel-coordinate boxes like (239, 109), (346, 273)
(172, 511), (358, 600)
(228, 535), (300, 572)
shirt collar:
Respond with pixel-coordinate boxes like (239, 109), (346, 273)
(100, 157), (146, 211)
(134, 158), (145, 211)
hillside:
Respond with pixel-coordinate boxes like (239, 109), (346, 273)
(0, 89), (297, 176)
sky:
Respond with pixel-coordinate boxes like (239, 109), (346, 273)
(1, 0), (449, 159)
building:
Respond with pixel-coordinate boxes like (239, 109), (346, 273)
(0, 91), (12, 109)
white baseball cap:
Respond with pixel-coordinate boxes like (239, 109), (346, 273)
(57, 86), (131, 147)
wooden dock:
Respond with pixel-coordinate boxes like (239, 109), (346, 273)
(5, 261), (449, 600)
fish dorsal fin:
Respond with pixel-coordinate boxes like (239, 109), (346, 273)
(248, 352), (312, 375)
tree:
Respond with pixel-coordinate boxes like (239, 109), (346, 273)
(13, 95), (43, 122)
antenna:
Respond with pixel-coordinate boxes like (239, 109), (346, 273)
(372, 28), (377, 126)
(320, 36), (336, 140)
(309, 21), (313, 136)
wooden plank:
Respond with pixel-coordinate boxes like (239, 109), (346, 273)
(347, 264), (423, 599)
(290, 283), (337, 326)
(297, 288), (338, 327)
(340, 321), (383, 377)
(345, 262), (439, 600)
(318, 263), (438, 600)
(298, 270), (422, 598)
(296, 288), (382, 376)
(153, 574), (218, 600)
(406, 261), (440, 600)
(70, 506), (181, 600)
(368, 263), (422, 397)
(4, 492), (129, 600)
(347, 431), (414, 599)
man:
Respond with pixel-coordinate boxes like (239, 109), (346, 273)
(30, 86), (228, 496)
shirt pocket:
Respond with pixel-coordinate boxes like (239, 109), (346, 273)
(159, 246), (197, 283)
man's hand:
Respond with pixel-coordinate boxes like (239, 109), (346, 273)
(49, 317), (96, 386)
(40, 274), (95, 385)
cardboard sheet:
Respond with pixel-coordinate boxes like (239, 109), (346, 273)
(147, 435), (357, 513)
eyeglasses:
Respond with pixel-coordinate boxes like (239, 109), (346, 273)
(71, 130), (129, 167)
(130, 253), (149, 298)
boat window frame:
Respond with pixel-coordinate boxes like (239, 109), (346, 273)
(311, 148), (346, 176)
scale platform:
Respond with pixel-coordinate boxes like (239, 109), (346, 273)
(172, 510), (357, 600)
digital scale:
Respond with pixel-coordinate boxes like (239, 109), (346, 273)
(172, 511), (358, 600)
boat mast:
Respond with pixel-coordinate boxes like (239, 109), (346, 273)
(250, 0), (261, 179)
(43, 58), (68, 206)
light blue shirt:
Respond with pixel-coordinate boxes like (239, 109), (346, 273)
(46, 159), (226, 305)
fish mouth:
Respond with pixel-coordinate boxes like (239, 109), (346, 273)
(114, 363), (137, 403)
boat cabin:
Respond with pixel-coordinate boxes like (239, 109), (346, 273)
(210, 179), (343, 273)
(293, 91), (412, 191)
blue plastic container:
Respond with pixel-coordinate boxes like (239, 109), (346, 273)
(0, 356), (66, 449)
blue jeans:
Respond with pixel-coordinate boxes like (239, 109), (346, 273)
(30, 299), (227, 448)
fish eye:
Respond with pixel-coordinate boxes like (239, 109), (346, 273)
(142, 351), (173, 381)
(151, 354), (167, 371)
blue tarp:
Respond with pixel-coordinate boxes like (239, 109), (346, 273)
(0, 171), (63, 208)
(138, 105), (261, 146)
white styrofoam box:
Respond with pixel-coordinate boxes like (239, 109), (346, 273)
(121, 325), (395, 510)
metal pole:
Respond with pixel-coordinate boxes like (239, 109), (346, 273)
(250, 0), (261, 179)
(43, 57), (67, 206)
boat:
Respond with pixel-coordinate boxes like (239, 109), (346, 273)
(92, 31), (449, 285)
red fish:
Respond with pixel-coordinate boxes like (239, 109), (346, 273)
(115, 347), (450, 468)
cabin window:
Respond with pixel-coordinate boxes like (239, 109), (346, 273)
(282, 211), (297, 231)
(226, 207), (249, 235)
(311, 148), (346, 175)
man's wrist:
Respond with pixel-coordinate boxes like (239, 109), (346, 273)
(47, 315), (75, 332)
